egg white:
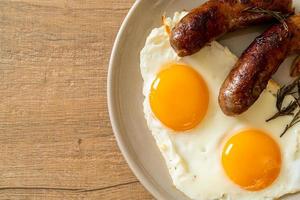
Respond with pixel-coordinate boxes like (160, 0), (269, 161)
(140, 12), (300, 200)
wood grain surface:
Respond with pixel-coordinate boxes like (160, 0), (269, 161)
(0, 0), (154, 199)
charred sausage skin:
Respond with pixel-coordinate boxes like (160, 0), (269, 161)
(170, 0), (294, 57)
(290, 56), (300, 77)
(219, 15), (300, 116)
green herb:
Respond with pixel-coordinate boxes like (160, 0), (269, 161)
(266, 100), (297, 122)
(266, 79), (300, 122)
(276, 79), (299, 110)
(281, 109), (300, 137)
(244, 7), (291, 31)
(266, 78), (300, 137)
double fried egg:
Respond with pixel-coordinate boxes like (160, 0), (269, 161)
(140, 12), (300, 200)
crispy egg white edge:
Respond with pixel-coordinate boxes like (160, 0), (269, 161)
(140, 11), (194, 186)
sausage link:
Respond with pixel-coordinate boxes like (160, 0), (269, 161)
(219, 15), (300, 116)
(170, 0), (293, 57)
(290, 56), (300, 77)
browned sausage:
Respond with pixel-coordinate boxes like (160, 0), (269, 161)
(219, 14), (300, 116)
(170, 0), (294, 57)
(290, 56), (300, 77)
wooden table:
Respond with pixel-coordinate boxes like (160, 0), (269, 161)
(0, 0), (153, 199)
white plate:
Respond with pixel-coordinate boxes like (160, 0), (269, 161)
(108, 0), (300, 199)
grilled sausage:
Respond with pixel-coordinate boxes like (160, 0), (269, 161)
(219, 14), (300, 116)
(170, 0), (294, 57)
(290, 56), (300, 77)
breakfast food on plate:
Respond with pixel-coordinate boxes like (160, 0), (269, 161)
(140, 12), (300, 200)
(219, 14), (300, 116)
(290, 56), (300, 77)
(170, 0), (294, 57)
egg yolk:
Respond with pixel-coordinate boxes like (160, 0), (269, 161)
(222, 130), (281, 191)
(149, 63), (209, 131)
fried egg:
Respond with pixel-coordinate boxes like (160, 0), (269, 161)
(140, 12), (300, 200)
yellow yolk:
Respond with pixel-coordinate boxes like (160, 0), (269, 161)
(149, 63), (209, 131)
(222, 130), (281, 191)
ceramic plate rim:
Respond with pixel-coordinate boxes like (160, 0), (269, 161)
(107, 0), (167, 199)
